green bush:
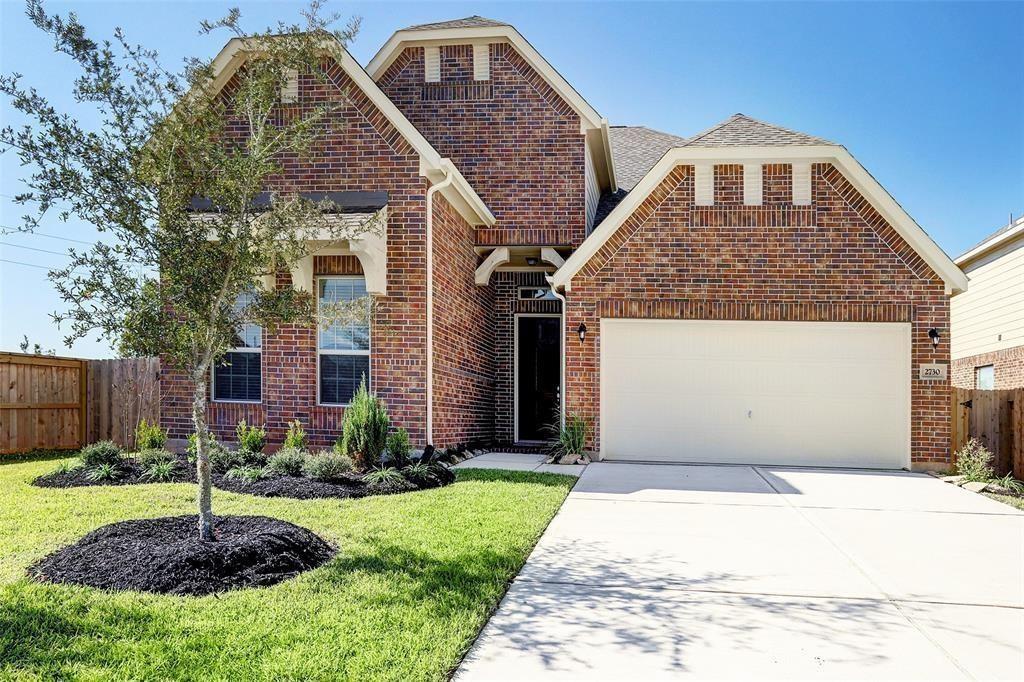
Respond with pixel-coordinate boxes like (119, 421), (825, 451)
(302, 450), (353, 481)
(208, 442), (245, 474)
(236, 420), (267, 453)
(363, 467), (404, 485)
(79, 441), (122, 467)
(266, 446), (307, 477)
(224, 465), (266, 483)
(548, 412), (589, 463)
(137, 448), (175, 466)
(284, 419), (307, 451)
(134, 419), (167, 450)
(85, 462), (122, 482)
(340, 379), (390, 471)
(994, 472), (1024, 495)
(387, 428), (412, 468)
(52, 459), (81, 474)
(141, 460), (179, 482)
(955, 438), (995, 482)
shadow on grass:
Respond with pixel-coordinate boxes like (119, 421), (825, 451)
(454, 468), (574, 487)
(0, 449), (77, 466)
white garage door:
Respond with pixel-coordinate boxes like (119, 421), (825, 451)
(600, 320), (911, 468)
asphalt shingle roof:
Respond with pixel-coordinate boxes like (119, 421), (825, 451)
(683, 113), (834, 147)
(401, 16), (509, 32)
(607, 126), (689, 191)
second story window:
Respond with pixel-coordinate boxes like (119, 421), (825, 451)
(212, 291), (262, 403)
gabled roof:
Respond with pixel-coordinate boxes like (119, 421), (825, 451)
(552, 141), (968, 295)
(684, 113), (834, 147)
(402, 16), (509, 31)
(608, 126), (689, 190)
(956, 214), (1024, 266)
(201, 36), (494, 226)
(366, 18), (617, 192)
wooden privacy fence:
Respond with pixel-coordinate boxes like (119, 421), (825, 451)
(951, 387), (1024, 478)
(0, 353), (160, 454)
(0, 352), (86, 453)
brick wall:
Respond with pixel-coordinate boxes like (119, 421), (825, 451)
(161, 57), (430, 449)
(563, 162), (951, 468)
(378, 43), (586, 246)
(432, 193), (496, 447)
(952, 346), (1024, 389)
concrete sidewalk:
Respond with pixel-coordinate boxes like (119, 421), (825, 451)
(457, 462), (1024, 680)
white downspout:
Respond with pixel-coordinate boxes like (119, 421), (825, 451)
(425, 166), (454, 446)
(547, 276), (567, 430)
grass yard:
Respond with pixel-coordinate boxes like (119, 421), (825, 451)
(0, 455), (574, 681)
(983, 492), (1024, 511)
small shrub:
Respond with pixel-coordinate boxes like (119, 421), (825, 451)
(208, 442), (244, 474)
(955, 438), (995, 482)
(401, 462), (440, 486)
(363, 467), (405, 485)
(266, 446), (307, 477)
(548, 412), (589, 463)
(340, 379), (390, 471)
(236, 419), (267, 454)
(141, 460), (179, 482)
(186, 432), (220, 462)
(302, 450), (353, 481)
(137, 448), (175, 466)
(994, 472), (1024, 495)
(224, 465), (266, 483)
(85, 462), (122, 482)
(53, 459), (81, 474)
(79, 441), (122, 467)
(134, 419), (167, 450)
(284, 419), (307, 451)
(387, 428), (411, 468)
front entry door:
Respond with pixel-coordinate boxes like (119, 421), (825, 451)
(516, 316), (561, 442)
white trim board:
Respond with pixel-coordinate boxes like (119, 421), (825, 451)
(550, 145), (968, 295)
(202, 37), (495, 227)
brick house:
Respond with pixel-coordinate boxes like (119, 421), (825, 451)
(951, 215), (1024, 389)
(161, 16), (968, 471)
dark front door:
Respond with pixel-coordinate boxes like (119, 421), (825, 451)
(517, 316), (561, 442)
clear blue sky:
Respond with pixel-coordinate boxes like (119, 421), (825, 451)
(1, 1), (1022, 357)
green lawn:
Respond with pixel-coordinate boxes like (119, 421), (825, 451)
(0, 456), (573, 681)
(983, 492), (1024, 511)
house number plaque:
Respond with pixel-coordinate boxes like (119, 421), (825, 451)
(919, 363), (948, 381)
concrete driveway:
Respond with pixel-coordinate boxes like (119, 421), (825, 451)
(458, 462), (1024, 680)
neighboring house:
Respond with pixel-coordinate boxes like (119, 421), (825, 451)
(951, 215), (1024, 389)
(161, 16), (968, 471)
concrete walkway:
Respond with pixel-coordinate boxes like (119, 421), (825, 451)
(454, 452), (587, 477)
(457, 462), (1024, 680)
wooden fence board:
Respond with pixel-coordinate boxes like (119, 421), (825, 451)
(951, 387), (1023, 479)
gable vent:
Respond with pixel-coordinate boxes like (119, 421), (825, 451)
(694, 163), (714, 206)
(424, 46), (441, 82)
(792, 161), (811, 205)
(280, 69), (299, 104)
(743, 163), (763, 206)
(473, 44), (490, 81)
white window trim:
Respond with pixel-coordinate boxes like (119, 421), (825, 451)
(316, 275), (372, 407)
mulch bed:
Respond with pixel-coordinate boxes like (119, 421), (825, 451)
(30, 515), (335, 596)
(32, 455), (456, 500)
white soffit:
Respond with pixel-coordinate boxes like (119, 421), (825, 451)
(551, 145), (968, 295)
(200, 37), (495, 227)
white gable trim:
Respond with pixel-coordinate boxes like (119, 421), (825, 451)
(955, 216), (1024, 266)
(550, 145), (967, 295)
(368, 24), (616, 192)
(204, 38), (495, 227)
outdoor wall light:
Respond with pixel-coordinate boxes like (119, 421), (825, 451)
(928, 328), (941, 348)
(577, 323), (587, 343)
(525, 256), (539, 266)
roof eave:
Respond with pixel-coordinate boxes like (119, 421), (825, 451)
(955, 219), (1024, 267)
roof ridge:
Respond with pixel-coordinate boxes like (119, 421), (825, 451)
(680, 115), (745, 147)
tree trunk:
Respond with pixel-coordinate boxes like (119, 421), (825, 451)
(191, 372), (215, 541)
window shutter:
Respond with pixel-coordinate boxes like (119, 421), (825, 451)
(743, 163), (763, 206)
(473, 44), (490, 81)
(424, 46), (440, 82)
(792, 161), (812, 205)
(694, 163), (714, 206)
(280, 69), (299, 104)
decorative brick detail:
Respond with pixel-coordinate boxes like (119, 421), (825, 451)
(691, 206), (815, 227)
(713, 164), (744, 205)
(379, 43), (586, 246)
(422, 82), (493, 101)
(474, 228), (576, 246)
(952, 346), (1024, 389)
(314, 255), (363, 275)
(564, 162), (951, 467)
(763, 163), (792, 204)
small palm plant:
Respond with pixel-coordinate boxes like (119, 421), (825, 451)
(547, 412), (590, 465)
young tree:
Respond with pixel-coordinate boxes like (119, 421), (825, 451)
(1, 0), (379, 540)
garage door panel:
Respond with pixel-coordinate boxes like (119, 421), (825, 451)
(600, 320), (910, 468)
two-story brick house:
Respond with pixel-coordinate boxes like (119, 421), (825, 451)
(161, 16), (968, 471)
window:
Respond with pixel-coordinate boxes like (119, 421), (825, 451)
(518, 286), (558, 301)
(213, 291), (262, 402)
(976, 365), (995, 390)
(318, 276), (370, 405)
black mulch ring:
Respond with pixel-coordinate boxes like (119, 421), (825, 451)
(30, 515), (335, 596)
(33, 455), (196, 489)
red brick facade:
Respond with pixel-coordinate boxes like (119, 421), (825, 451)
(563, 162), (951, 468)
(952, 346), (1024, 389)
(378, 43), (587, 246)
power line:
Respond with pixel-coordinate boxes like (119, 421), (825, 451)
(0, 258), (53, 271)
(0, 226), (95, 245)
(0, 241), (70, 257)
